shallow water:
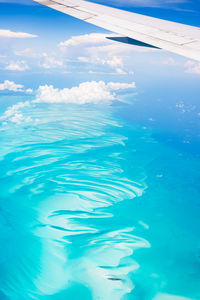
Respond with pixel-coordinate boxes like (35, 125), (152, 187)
(0, 98), (199, 300)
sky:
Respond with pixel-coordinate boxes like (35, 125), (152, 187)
(0, 0), (200, 101)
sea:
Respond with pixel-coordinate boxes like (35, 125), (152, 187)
(0, 81), (199, 300)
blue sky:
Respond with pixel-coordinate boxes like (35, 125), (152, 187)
(0, 0), (200, 94)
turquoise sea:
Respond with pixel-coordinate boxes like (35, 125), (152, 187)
(0, 87), (200, 300)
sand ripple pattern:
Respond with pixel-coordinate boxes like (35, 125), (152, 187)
(0, 103), (149, 300)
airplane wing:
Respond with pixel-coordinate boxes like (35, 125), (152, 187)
(34, 0), (200, 62)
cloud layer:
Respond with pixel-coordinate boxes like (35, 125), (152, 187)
(0, 80), (136, 124)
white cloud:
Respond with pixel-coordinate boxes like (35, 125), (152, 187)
(0, 101), (31, 124)
(5, 60), (29, 71)
(59, 33), (108, 48)
(116, 68), (127, 74)
(0, 80), (24, 92)
(78, 54), (125, 73)
(184, 60), (200, 74)
(59, 33), (146, 54)
(9, 113), (24, 123)
(162, 57), (177, 66)
(105, 56), (123, 68)
(0, 80), (33, 94)
(107, 81), (136, 90)
(161, 57), (200, 74)
(26, 88), (33, 93)
(35, 81), (115, 104)
(14, 48), (39, 58)
(0, 29), (37, 38)
(0, 80), (136, 125)
(34, 80), (136, 104)
(60, 33), (125, 73)
(39, 53), (64, 69)
(59, 33), (156, 74)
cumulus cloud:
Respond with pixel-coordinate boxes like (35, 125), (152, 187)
(5, 60), (29, 71)
(59, 33), (140, 54)
(0, 101), (31, 124)
(35, 81), (115, 104)
(0, 80), (33, 94)
(34, 80), (136, 104)
(0, 80), (136, 125)
(59, 33), (108, 48)
(184, 60), (200, 74)
(0, 29), (37, 38)
(0, 80), (24, 92)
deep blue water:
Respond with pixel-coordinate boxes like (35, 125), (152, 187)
(0, 93), (200, 300)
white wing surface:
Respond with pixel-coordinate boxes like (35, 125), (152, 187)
(34, 0), (200, 61)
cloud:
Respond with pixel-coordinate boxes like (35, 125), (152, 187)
(0, 80), (33, 94)
(0, 29), (37, 38)
(34, 81), (115, 104)
(0, 80), (24, 92)
(5, 60), (29, 71)
(162, 57), (177, 66)
(60, 33), (127, 73)
(34, 80), (136, 104)
(184, 60), (200, 74)
(14, 48), (39, 58)
(107, 81), (136, 90)
(13, 50), (64, 70)
(39, 53), (64, 69)
(161, 57), (200, 74)
(59, 33), (156, 74)
(105, 56), (123, 68)
(26, 88), (33, 93)
(0, 101), (31, 124)
(59, 33), (108, 48)
(78, 54), (125, 73)
(59, 33), (142, 54)
(0, 80), (136, 124)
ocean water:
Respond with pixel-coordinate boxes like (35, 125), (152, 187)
(0, 93), (199, 300)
